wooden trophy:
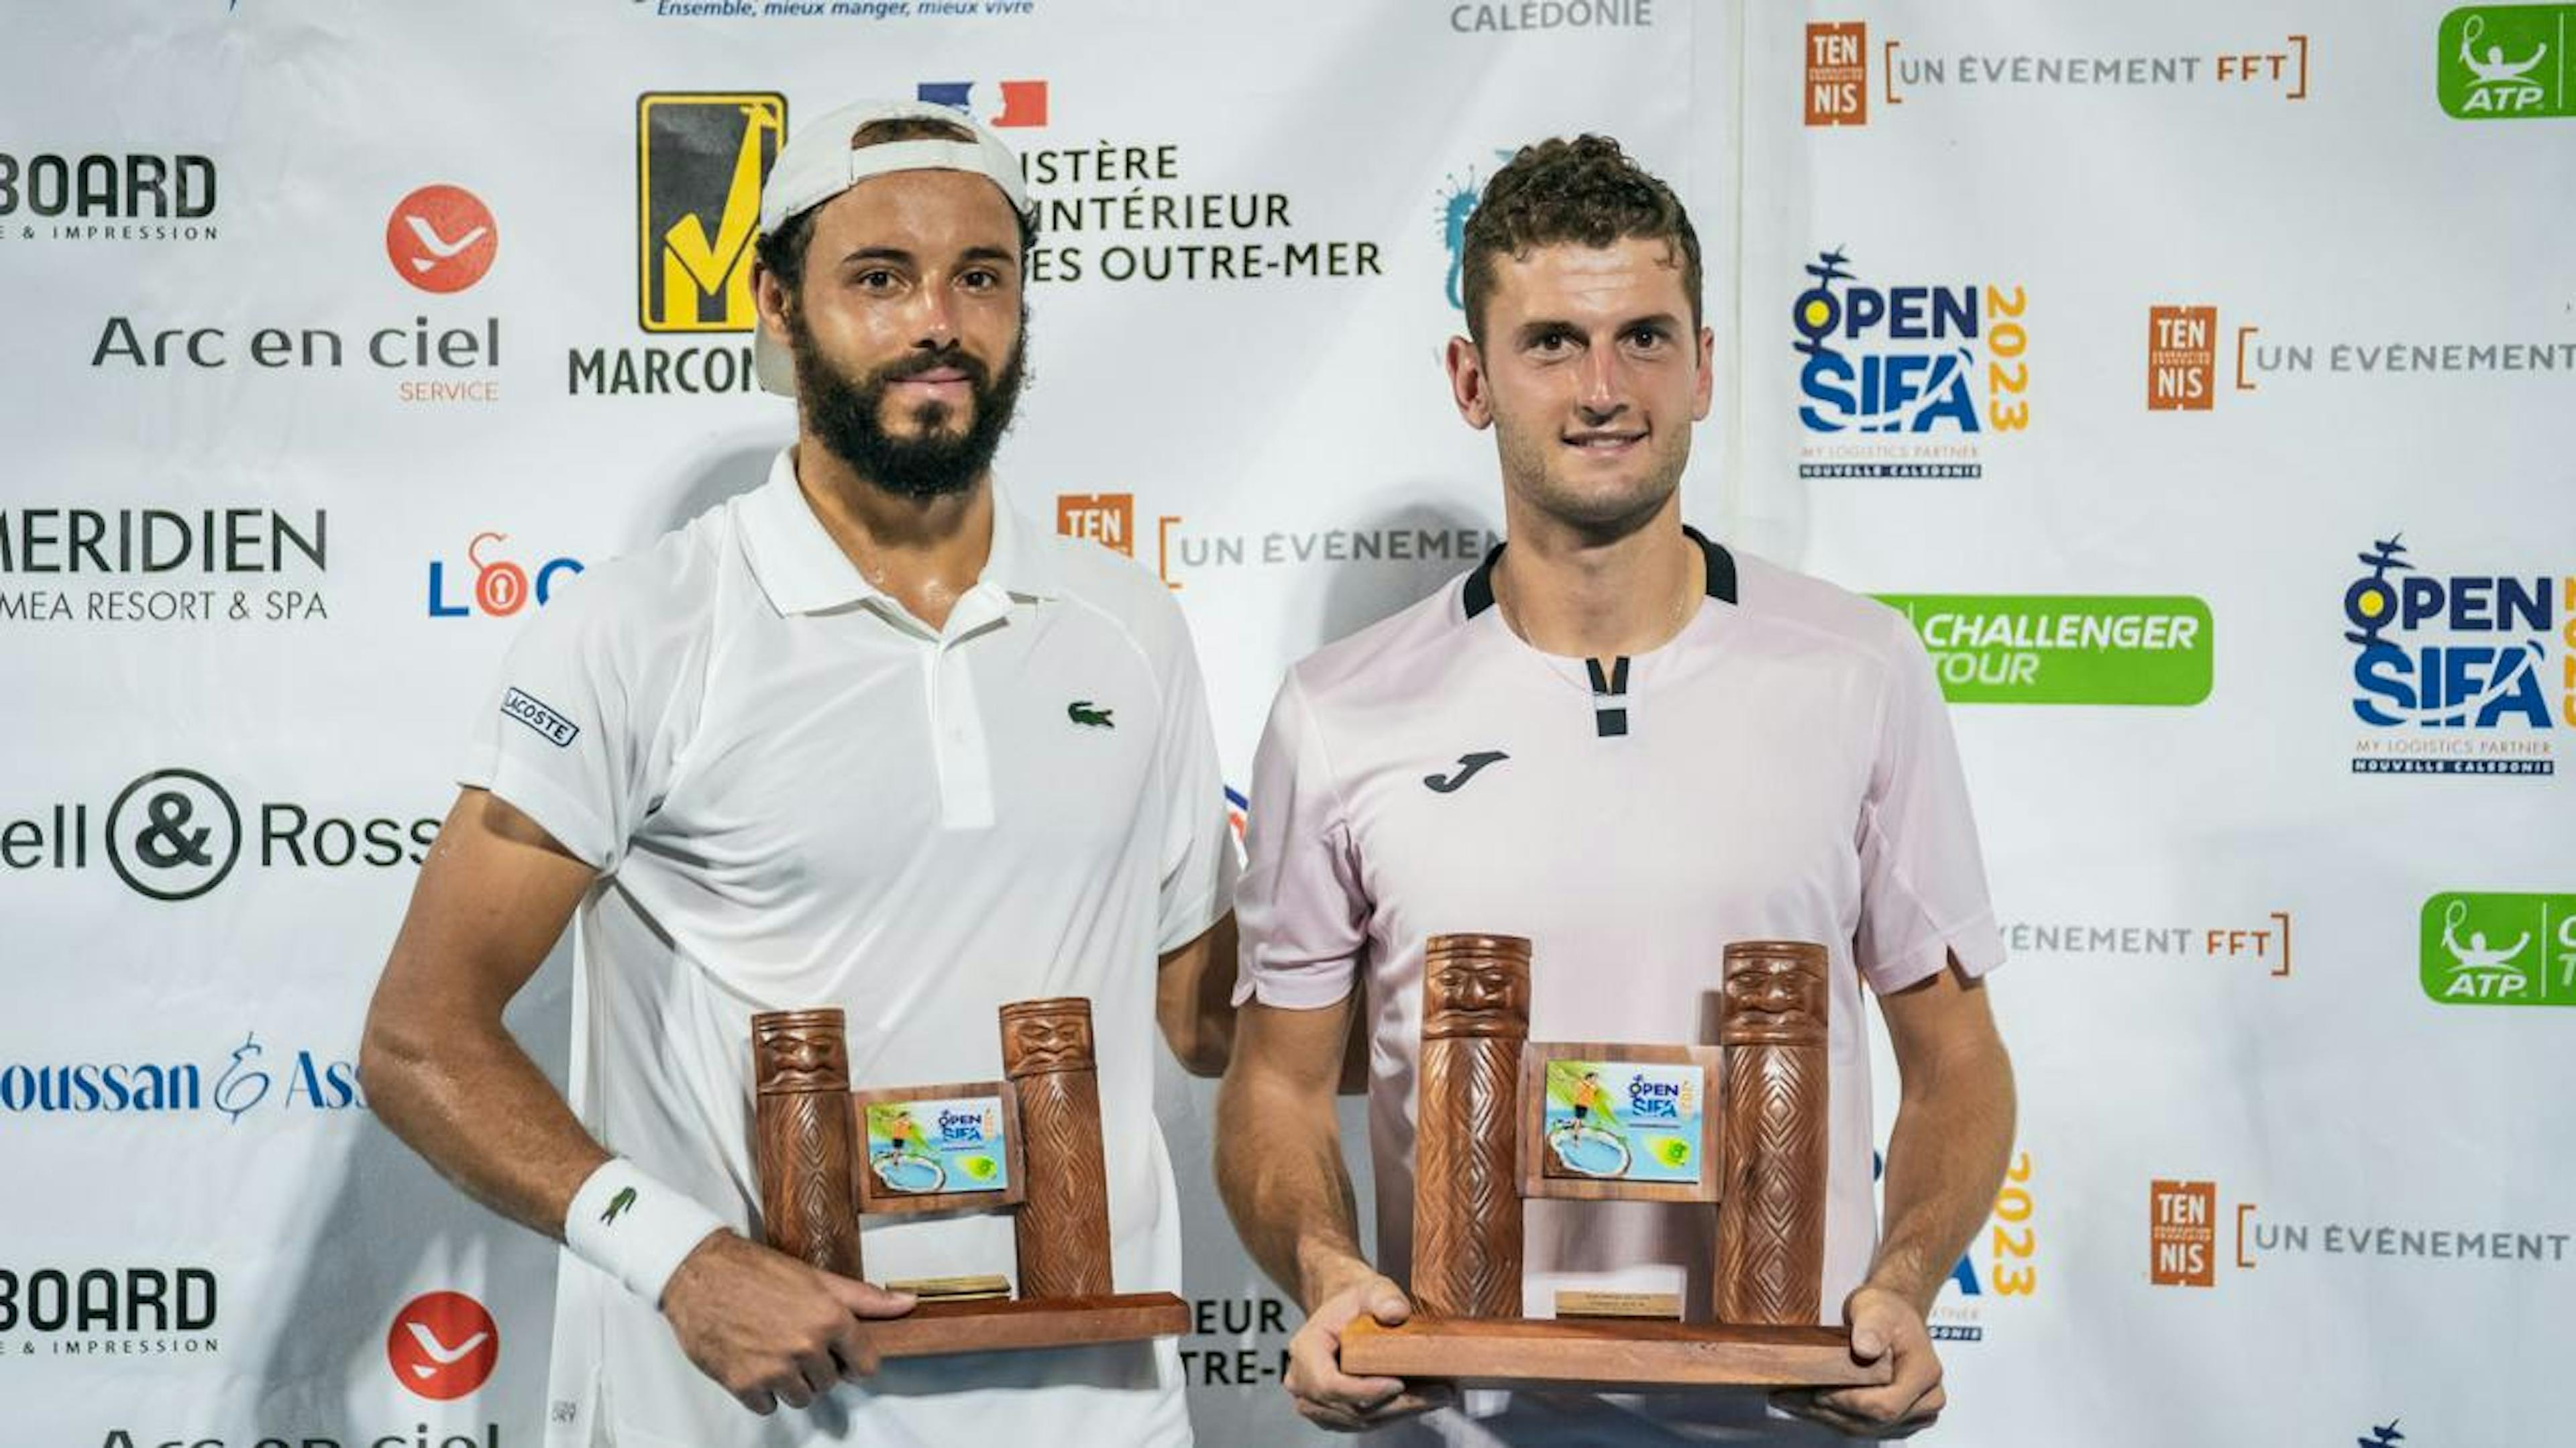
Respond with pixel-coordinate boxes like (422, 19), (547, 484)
(753, 1009), (867, 1280)
(1338, 936), (1888, 1390)
(751, 996), (1189, 1359)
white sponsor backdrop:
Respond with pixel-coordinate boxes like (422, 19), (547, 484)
(0, 3), (2565, 1447)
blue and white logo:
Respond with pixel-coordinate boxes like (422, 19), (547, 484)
(2345, 535), (2564, 777)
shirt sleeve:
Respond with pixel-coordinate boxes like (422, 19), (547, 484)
(1150, 604), (1239, 954)
(456, 571), (682, 875)
(1232, 669), (1370, 1009)
(1852, 608), (2007, 995)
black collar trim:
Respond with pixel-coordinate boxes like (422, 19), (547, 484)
(1462, 526), (1738, 618)
(1462, 541), (1505, 618)
(1690, 525), (1739, 606)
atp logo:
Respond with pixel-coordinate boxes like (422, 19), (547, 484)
(2421, 892), (2576, 1006)
(2439, 7), (2571, 118)
(385, 185), (498, 294)
(918, 80), (1048, 128)
(386, 1290), (499, 1401)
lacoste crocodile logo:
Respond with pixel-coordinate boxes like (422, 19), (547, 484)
(601, 1186), (637, 1226)
(1068, 701), (1115, 728)
(1423, 750), (1509, 793)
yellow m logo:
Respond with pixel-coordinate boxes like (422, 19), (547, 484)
(638, 93), (787, 333)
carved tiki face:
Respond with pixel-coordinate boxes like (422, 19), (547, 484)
(1422, 946), (1529, 1038)
(1003, 1007), (1095, 1074)
(753, 1015), (850, 1091)
(1719, 946), (1827, 1040)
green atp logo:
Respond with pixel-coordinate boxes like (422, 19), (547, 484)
(601, 1186), (638, 1225)
(1067, 700), (1114, 729)
(2421, 893), (2576, 1005)
(2440, 7), (2572, 118)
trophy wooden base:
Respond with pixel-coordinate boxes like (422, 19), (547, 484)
(1340, 1317), (1890, 1390)
(873, 1292), (1191, 1360)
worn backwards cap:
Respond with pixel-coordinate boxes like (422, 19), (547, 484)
(754, 98), (1035, 396)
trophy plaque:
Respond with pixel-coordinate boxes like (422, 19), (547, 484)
(1338, 935), (1888, 1390)
(751, 997), (1189, 1359)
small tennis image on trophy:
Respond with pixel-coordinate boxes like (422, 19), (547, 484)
(1338, 934), (1892, 1390)
(851, 1087), (1023, 1213)
(751, 997), (1187, 1358)
(1523, 1048), (1720, 1203)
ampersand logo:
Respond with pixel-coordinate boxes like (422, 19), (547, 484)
(105, 767), (241, 901)
(212, 1030), (272, 1123)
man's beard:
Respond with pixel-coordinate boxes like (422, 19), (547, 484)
(787, 304), (1027, 501)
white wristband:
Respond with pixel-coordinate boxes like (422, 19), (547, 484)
(564, 1158), (729, 1308)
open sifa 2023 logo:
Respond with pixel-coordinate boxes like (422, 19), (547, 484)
(2345, 535), (2571, 777)
(1792, 248), (2029, 480)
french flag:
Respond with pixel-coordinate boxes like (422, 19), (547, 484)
(918, 80), (1048, 128)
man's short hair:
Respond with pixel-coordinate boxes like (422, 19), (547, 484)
(754, 115), (1040, 296)
(1459, 134), (1703, 345)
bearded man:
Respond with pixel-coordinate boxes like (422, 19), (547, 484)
(361, 99), (1238, 1448)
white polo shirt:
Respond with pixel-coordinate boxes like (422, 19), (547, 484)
(460, 448), (1234, 1448)
(1235, 530), (2004, 1446)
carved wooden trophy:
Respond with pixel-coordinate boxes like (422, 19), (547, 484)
(751, 997), (1187, 1359)
(1339, 936), (1888, 1390)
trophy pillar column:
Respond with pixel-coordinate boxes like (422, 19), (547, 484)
(1713, 942), (1831, 1326)
(751, 1007), (865, 1279)
(1002, 997), (1114, 1300)
(1412, 934), (1530, 1321)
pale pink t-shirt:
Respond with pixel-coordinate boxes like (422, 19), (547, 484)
(1234, 532), (2004, 1445)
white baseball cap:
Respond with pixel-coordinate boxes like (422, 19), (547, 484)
(753, 98), (1036, 396)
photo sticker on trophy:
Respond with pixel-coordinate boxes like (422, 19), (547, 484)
(853, 1084), (1026, 1214)
(1521, 1044), (1721, 1203)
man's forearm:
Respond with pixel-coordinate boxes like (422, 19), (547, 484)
(1215, 1067), (1371, 1309)
(364, 789), (615, 1244)
(1866, 1037), (2017, 1313)
(1157, 913), (1242, 1077)
(361, 1006), (611, 1241)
